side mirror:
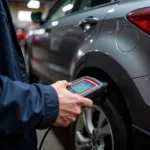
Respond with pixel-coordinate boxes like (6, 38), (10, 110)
(31, 12), (42, 23)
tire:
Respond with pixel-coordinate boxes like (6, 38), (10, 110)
(70, 98), (129, 150)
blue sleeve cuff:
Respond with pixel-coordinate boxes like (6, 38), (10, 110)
(37, 85), (59, 129)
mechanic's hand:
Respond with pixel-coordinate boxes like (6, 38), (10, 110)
(51, 80), (93, 127)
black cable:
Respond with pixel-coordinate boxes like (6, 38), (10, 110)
(39, 128), (51, 150)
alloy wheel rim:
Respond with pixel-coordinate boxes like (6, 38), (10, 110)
(75, 105), (114, 150)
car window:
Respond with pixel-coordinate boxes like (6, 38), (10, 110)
(45, 0), (75, 24)
(79, 0), (111, 11)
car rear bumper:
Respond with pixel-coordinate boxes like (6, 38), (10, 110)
(119, 75), (150, 131)
(132, 125), (150, 150)
(119, 75), (150, 148)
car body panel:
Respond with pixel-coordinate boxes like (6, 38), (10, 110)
(119, 75), (150, 133)
(30, 2), (118, 82)
(84, 0), (150, 134)
(87, 0), (150, 84)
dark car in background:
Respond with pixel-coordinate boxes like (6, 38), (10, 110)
(25, 0), (150, 149)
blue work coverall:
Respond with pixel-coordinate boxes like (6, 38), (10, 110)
(0, 0), (59, 149)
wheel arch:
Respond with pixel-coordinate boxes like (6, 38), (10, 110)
(73, 66), (132, 128)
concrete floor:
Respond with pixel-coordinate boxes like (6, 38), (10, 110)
(37, 130), (65, 150)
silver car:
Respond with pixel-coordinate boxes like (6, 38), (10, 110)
(25, 0), (150, 149)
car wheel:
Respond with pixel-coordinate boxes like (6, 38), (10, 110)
(71, 98), (129, 150)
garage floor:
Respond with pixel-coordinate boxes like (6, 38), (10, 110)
(37, 130), (65, 150)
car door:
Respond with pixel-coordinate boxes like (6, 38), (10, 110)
(31, 0), (73, 83)
(47, 0), (118, 82)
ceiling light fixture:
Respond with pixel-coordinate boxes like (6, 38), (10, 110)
(27, 0), (40, 9)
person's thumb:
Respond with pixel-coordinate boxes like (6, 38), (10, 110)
(61, 80), (71, 88)
(82, 98), (93, 108)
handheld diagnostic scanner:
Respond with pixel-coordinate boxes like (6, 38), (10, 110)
(68, 76), (108, 100)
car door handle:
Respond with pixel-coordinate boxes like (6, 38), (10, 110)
(78, 17), (99, 27)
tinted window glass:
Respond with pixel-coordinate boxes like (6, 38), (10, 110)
(45, 0), (75, 25)
(80, 0), (111, 11)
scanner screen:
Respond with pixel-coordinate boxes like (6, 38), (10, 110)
(71, 80), (95, 94)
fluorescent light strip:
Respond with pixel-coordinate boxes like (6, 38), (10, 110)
(27, 0), (40, 9)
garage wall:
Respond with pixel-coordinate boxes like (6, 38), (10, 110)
(9, 5), (44, 28)
(8, 0), (57, 29)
